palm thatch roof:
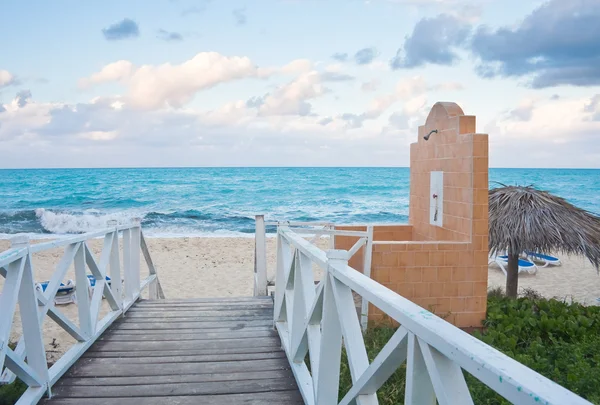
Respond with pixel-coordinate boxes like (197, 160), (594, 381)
(488, 185), (600, 270)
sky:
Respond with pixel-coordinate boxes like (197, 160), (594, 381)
(0, 0), (599, 168)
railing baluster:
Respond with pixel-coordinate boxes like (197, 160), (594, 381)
(274, 232), (293, 323)
(18, 251), (50, 393)
(74, 243), (93, 338)
(109, 228), (123, 309)
(254, 215), (268, 296)
(360, 226), (374, 331)
(405, 332), (436, 405)
(122, 228), (133, 303)
(315, 251), (346, 404)
(418, 338), (474, 405)
(131, 218), (141, 298)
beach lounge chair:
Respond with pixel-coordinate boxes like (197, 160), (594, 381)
(35, 279), (76, 305)
(489, 255), (538, 276)
(524, 251), (561, 267)
(87, 275), (112, 297)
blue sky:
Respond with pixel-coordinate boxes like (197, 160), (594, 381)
(1, 0), (599, 168)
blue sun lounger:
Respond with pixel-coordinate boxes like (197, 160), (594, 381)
(525, 251), (561, 267)
(489, 255), (538, 276)
(86, 275), (112, 297)
(35, 279), (76, 305)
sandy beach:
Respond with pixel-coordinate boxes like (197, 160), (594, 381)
(1, 237), (599, 362)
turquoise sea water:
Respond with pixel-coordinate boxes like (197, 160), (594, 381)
(0, 168), (598, 237)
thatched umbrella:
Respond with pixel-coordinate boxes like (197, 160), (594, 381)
(489, 185), (600, 298)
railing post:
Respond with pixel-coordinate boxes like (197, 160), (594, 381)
(361, 225), (374, 331)
(329, 224), (336, 249)
(14, 236), (50, 394)
(316, 249), (348, 404)
(254, 215), (268, 296)
(122, 225), (133, 304)
(107, 220), (122, 310)
(131, 218), (141, 298)
(74, 243), (93, 338)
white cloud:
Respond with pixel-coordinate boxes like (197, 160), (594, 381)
(0, 70), (16, 87)
(486, 95), (600, 167)
(79, 53), (315, 110)
(258, 71), (327, 116)
(361, 79), (380, 92)
(78, 61), (134, 89)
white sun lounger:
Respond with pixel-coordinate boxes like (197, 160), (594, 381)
(35, 279), (76, 305)
(524, 251), (561, 267)
(489, 255), (538, 276)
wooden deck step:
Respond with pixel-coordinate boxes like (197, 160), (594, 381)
(41, 297), (302, 405)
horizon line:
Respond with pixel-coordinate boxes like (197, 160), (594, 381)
(1, 166), (600, 170)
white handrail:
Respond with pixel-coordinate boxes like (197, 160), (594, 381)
(0, 221), (165, 404)
(273, 226), (592, 405)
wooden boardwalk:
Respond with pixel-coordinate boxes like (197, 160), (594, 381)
(41, 296), (303, 405)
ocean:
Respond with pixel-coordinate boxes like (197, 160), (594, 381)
(0, 168), (598, 238)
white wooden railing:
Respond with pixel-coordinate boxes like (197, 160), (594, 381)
(254, 217), (374, 330)
(273, 225), (592, 405)
(0, 219), (164, 404)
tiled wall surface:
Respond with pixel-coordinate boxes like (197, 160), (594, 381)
(335, 102), (489, 328)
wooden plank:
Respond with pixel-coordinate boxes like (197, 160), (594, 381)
(131, 304), (274, 310)
(66, 358), (291, 377)
(71, 351), (286, 365)
(99, 329), (277, 342)
(123, 309), (272, 318)
(82, 346), (284, 358)
(88, 337), (281, 352)
(108, 319), (273, 330)
(105, 325), (271, 335)
(56, 369), (293, 386)
(40, 390), (304, 405)
(51, 378), (298, 398)
(137, 297), (272, 304)
(115, 314), (273, 323)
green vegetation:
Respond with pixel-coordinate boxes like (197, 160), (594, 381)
(0, 378), (27, 405)
(339, 292), (600, 404)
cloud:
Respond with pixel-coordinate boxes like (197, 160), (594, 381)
(232, 8), (247, 26)
(102, 18), (140, 41)
(78, 60), (134, 89)
(79, 54), (316, 110)
(361, 80), (380, 92)
(390, 14), (470, 69)
(486, 95), (600, 167)
(471, 0), (600, 88)
(181, 0), (211, 16)
(354, 47), (378, 65)
(584, 95), (600, 121)
(338, 76), (429, 128)
(508, 99), (535, 122)
(320, 72), (354, 82)
(258, 71), (327, 116)
(388, 111), (409, 129)
(0, 70), (16, 88)
(15, 90), (32, 108)
(246, 95), (266, 108)
(0, 91), (409, 168)
(157, 29), (183, 42)
(331, 53), (348, 62)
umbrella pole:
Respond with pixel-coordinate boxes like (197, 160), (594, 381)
(506, 253), (519, 298)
